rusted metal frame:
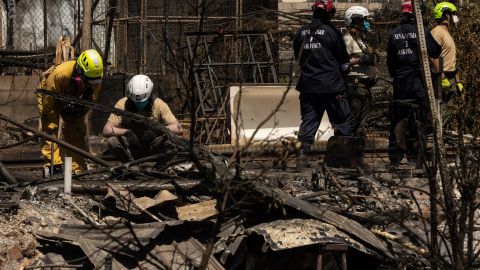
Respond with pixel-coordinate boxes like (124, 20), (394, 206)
(0, 50), (56, 56)
(139, 0), (145, 73)
(205, 91), (230, 144)
(143, 0), (147, 73)
(103, 0), (117, 63)
(0, 58), (54, 69)
(263, 33), (278, 83)
(162, 0), (169, 75)
(202, 37), (221, 109)
(194, 73), (213, 142)
(186, 32), (279, 144)
(91, 37), (103, 55)
(187, 36), (213, 143)
(193, 62), (272, 67)
(412, 0), (447, 267)
(0, 113), (112, 168)
(184, 32), (276, 39)
(246, 35), (264, 83)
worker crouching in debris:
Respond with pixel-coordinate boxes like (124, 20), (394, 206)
(293, 0), (351, 169)
(386, 0), (441, 167)
(102, 75), (182, 163)
(343, 6), (375, 167)
(37, 49), (103, 177)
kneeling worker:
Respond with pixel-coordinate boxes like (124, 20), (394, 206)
(102, 75), (182, 162)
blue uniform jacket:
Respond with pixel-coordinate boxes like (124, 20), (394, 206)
(387, 18), (441, 78)
(293, 19), (350, 94)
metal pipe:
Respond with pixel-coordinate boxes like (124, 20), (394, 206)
(50, 140), (54, 179)
(0, 113), (112, 168)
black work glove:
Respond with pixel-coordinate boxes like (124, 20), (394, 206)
(359, 53), (376, 66)
(61, 102), (88, 116)
(149, 124), (165, 136)
(124, 130), (141, 150)
(141, 130), (157, 145)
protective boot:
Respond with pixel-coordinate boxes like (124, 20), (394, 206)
(351, 137), (366, 169)
(296, 150), (311, 171)
(43, 164), (63, 178)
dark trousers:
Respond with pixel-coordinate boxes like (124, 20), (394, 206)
(347, 81), (373, 138)
(388, 75), (430, 163)
(298, 92), (351, 154)
(107, 134), (172, 163)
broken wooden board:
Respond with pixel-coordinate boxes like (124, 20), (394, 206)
(153, 238), (225, 270)
(253, 182), (392, 258)
(78, 236), (125, 270)
(35, 221), (184, 253)
(176, 199), (218, 221)
(104, 186), (178, 215)
(71, 179), (202, 195)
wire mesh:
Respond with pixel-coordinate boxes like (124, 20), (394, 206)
(6, 0), (76, 51)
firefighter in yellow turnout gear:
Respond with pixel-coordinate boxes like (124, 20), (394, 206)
(37, 49), (103, 177)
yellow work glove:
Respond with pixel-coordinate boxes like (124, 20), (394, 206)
(441, 78), (451, 90)
(456, 82), (464, 92)
(46, 123), (58, 134)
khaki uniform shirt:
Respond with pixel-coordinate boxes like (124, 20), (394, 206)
(431, 25), (456, 72)
(108, 97), (177, 137)
(344, 33), (370, 75)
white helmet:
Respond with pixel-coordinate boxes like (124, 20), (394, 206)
(127, 75), (153, 103)
(345, 6), (369, 26)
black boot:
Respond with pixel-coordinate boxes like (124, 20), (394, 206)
(352, 137), (366, 169)
(43, 164), (63, 178)
(296, 150), (311, 170)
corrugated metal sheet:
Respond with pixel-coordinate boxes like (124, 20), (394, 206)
(247, 218), (376, 255)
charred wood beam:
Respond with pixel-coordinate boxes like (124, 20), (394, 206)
(0, 59), (50, 69)
(0, 50), (55, 56)
(2, 54), (55, 60)
(252, 181), (392, 258)
(71, 179), (202, 195)
(0, 113), (112, 167)
(0, 162), (17, 185)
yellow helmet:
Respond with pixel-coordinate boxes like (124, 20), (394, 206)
(433, 2), (457, 20)
(76, 49), (103, 79)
